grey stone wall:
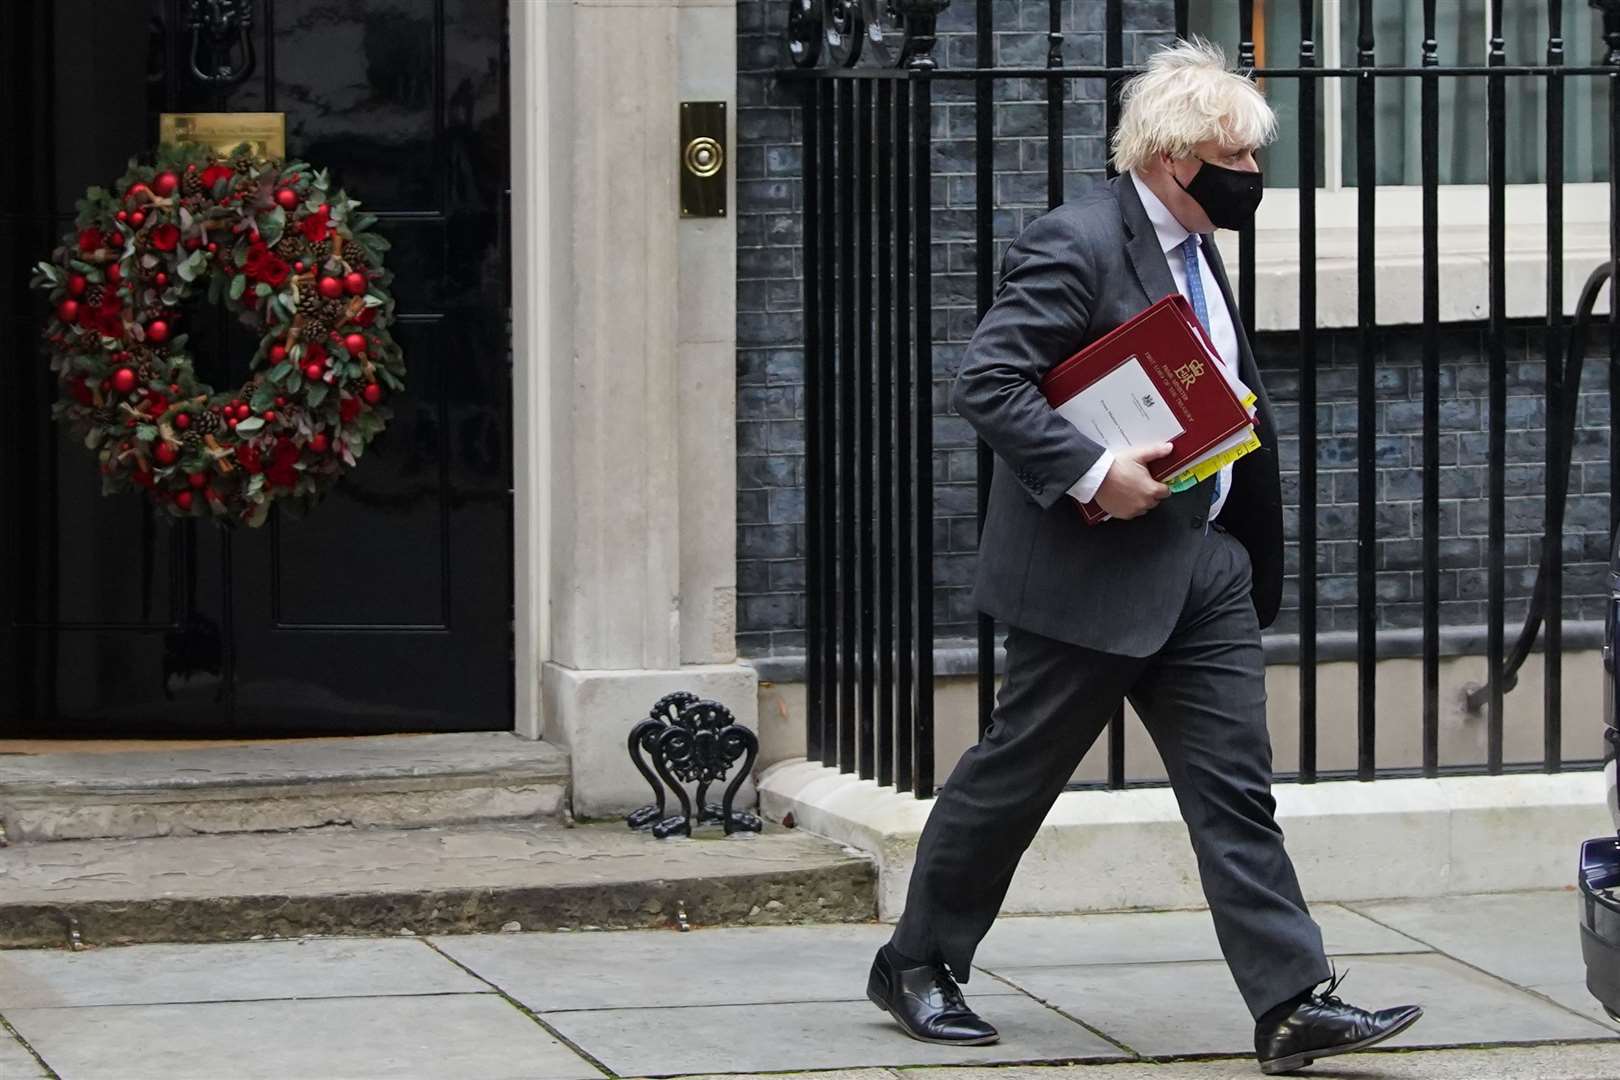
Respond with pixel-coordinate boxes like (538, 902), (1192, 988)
(734, 1), (1612, 657)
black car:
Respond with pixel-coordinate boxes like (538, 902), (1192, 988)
(1581, 531), (1620, 1023)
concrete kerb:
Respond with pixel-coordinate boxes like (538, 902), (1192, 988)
(758, 759), (1610, 919)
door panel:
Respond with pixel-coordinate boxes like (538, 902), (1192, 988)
(0, 0), (513, 737)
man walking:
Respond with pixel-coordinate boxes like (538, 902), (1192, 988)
(864, 40), (1423, 1076)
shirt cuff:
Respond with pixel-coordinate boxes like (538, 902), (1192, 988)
(1067, 449), (1115, 506)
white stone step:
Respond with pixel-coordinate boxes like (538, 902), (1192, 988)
(0, 821), (876, 946)
(0, 734), (570, 844)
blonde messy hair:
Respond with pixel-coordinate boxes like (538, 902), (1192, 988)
(1110, 38), (1277, 173)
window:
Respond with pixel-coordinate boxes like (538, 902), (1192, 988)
(1190, 0), (1611, 189)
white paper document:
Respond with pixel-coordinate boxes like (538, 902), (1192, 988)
(1052, 356), (1185, 451)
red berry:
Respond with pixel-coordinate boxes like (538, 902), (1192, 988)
(116, 210), (128, 223)
(275, 188), (299, 210)
(124, 418), (136, 428)
(146, 320), (169, 343)
(112, 368), (137, 394)
(275, 395), (287, 407)
(343, 333), (366, 355)
(57, 299), (79, 323)
(309, 432), (330, 454)
(294, 261), (306, 273)
(227, 417), (238, 429)
(303, 362), (324, 381)
(126, 183), (151, 202)
(188, 472), (208, 489)
(236, 404), (252, 420)
(155, 272), (168, 287)
(153, 172), (179, 196)
(68, 274), (87, 296)
(362, 383), (383, 405)
(270, 344), (287, 363)
(318, 276), (344, 299)
(262, 410), (277, 423)
(154, 442), (178, 466)
(129, 211), (145, 228)
(106, 263), (121, 284)
(169, 383), (181, 394)
(207, 242), (218, 253)
(186, 237), (201, 251)
(176, 491), (193, 511)
(344, 271), (366, 295)
(174, 413), (191, 431)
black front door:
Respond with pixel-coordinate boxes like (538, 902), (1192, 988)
(0, 0), (513, 737)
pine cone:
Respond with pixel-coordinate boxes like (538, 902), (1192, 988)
(84, 284), (105, 308)
(192, 410), (223, 436)
(137, 362), (160, 384)
(182, 170), (204, 197)
(273, 235), (306, 262)
(297, 288), (322, 316)
(91, 406), (119, 426)
(181, 431), (204, 452)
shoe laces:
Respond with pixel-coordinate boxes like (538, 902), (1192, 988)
(932, 968), (968, 1009)
(1310, 966), (1349, 1010)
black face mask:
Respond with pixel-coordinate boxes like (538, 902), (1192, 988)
(1174, 158), (1264, 230)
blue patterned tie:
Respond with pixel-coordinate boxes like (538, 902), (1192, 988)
(1180, 235), (1220, 510)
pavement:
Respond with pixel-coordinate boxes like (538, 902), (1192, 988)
(0, 889), (1614, 1079)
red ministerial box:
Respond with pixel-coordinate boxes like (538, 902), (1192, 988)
(1039, 294), (1252, 525)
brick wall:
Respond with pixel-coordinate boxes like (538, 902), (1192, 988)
(734, 0), (1612, 657)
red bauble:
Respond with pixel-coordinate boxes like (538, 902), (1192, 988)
(154, 442), (178, 466)
(56, 299), (79, 323)
(68, 274), (87, 296)
(153, 172), (179, 196)
(344, 272), (366, 295)
(294, 261), (306, 273)
(175, 491), (193, 511)
(146, 320), (170, 343)
(227, 417), (239, 429)
(111, 367), (137, 394)
(309, 432), (331, 454)
(174, 413), (191, 431)
(275, 188), (299, 210)
(116, 210), (128, 223)
(207, 241), (218, 253)
(188, 472), (208, 489)
(126, 183), (152, 202)
(318, 276), (344, 299)
(106, 263), (122, 284)
(235, 404), (252, 420)
(155, 272), (169, 287)
(270, 343), (288, 363)
(263, 410), (277, 423)
(362, 383), (384, 405)
(129, 211), (145, 228)
(303, 362), (324, 381)
(343, 333), (367, 355)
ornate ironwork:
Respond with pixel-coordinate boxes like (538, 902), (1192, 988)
(625, 695), (762, 839)
(892, 0), (947, 69)
(787, 0), (824, 69)
(823, 0), (865, 69)
(185, 0), (256, 87)
(625, 691), (700, 829)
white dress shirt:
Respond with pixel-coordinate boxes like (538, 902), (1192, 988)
(1067, 171), (1242, 521)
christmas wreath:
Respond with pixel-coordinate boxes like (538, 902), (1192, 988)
(31, 144), (405, 526)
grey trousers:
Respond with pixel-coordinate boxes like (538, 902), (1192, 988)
(890, 526), (1332, 1019)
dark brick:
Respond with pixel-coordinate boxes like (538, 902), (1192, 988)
(739, 524), (799, 560)
(742, 594), (803, 630)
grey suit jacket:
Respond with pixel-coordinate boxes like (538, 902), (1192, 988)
(952, 175), (1284, 657)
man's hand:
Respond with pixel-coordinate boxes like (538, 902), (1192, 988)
(1093, 443), (1173, 520)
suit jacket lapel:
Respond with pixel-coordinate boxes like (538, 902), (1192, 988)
(1199, 234), (1277, 444)
(1118, 175), (1179, 304)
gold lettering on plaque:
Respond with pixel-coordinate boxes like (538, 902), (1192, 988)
(159, 113), (286, 158)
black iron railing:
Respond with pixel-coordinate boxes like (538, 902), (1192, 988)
(782, 0), (1620, 798)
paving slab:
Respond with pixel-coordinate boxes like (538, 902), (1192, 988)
(976, 904), (1426, 971)
(1350, 890), (1620, 1029)
(991, 952), (1613, 1058)
(895, 1042), (1620, 1079)
(0, 734), (571, 842)
(4, 994), (601, 1080)
(436, 922), (1020, 1012)
(543, 996), (1125, 1075)
(0, 938), (481, 1009)
(0, 822), (875, 946)
(0, 1031), (48, 1079)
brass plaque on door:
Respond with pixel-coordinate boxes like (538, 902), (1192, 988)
(159, 112), (287, 158)
(680, 102), (727, 219)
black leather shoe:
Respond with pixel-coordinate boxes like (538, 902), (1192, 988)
(1255, 970), (1423, 1075)
(866, 944), (999, 1045)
